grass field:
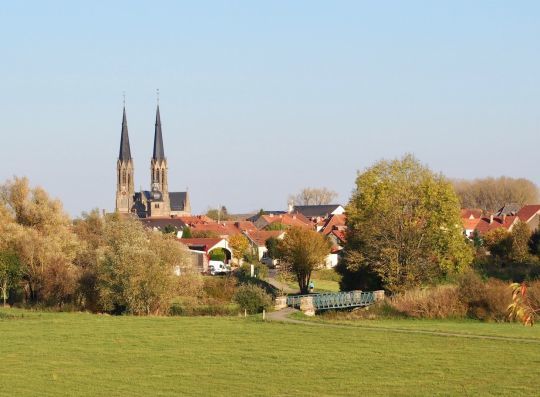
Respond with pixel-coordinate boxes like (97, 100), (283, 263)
(1, 308), (540, 396)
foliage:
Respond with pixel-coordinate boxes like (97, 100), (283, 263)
(509, 222), (532, 262)
(232, 284), (272, 314)
(182, 226), (192, 238)
(237, 262), (269, 281)
(291, 187), (338, 206)
(209, 248), (226, 262)
(202, 276), (238, 303)
(206, 206), (230, 221)
(453, 176), (539, 212)
(228, 234), (250, 263)
(390, 285), (467, 319)
(483, 228), (512, 260)
(162, 224), (177, 235)
(96, 216), (191, 315)
(275, 227), (331, 293)
(191, 230), (219, 238)
(343, 155), (473, 293)
(265, 237), (280, 259)
(312, 268), (342, 283)
(0, 251), (21, 305)
(529, 228), (540, 256)
(508, 281), (540, 326)
(264, 222), (287, 231)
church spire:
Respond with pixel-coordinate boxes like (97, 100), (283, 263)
(119, 106), (132, 161)
(152, 105), (165, 160)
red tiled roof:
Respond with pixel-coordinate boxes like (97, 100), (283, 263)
(331, 230), (347, 243)
(178, 238), (224, 252)
(460, 209), (483, 219)
(191, 223), (242, 237)
(472, 216), (517, 235)
(178, 215), (213, 225)
(246, 230), (284, 246)
(517, 205), (540, 223)
(261, 213), (312, 228)
(461, 218), (480, 230)
(321, 214), (347, 235)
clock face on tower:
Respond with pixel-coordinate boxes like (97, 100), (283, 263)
(152, 182), (160, 192)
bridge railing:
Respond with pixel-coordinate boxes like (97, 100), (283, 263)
(286, 291), (377, 310)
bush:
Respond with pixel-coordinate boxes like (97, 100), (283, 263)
(233, 284), (272, 314)
(169, 298), (240, 316)
(237, 262), (269, 281)
(457, 272), (512, 322)
(209, 248), (226, 262)
(390, 285), (467, 319)
(203, 276), (238, 303)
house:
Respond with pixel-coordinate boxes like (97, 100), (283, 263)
(139, 218), (187, 237)
(244, 230), (286, 261)
(462, 214), (518, 237)
(178, 238), (233, 272)
(253, 213), (313, 230)
(292, 204), (345, 220)
(320, 214), (347, 235)
(517, 205), (540, 231)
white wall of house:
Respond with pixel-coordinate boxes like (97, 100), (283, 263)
(324, 253), (339, 268)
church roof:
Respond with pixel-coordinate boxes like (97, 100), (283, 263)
(153, 105), (165, 160)
(119, 107), (132, 161)
(170, 192), (188, 211)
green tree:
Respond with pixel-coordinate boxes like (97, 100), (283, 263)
(265, 237), (280, 259)
(529, 228), (540, 257)
(162, 224), (177, 235)
(0, 251), (21, 306)
(276, 227), (331, 294)
(209, 248), (226, 262)
(343, 155), (473, 293)
(182, 226), (192, 238)
(264, 222), (287, 231)
(483, 228), (512, 260)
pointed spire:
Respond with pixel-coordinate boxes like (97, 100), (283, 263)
(152, 104), (165, 160)
(119, 106), (132, 161)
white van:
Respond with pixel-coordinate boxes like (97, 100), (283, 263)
(208, 261), (231, 275)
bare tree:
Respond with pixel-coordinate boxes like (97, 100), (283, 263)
(292, 187), (338, 206)
(453, 177), (539, 212)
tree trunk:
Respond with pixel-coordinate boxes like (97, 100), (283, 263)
(2, 280), (7, 307)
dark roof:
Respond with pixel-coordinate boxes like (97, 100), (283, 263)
(140, 218), (186, 229)
(293, 205), (342, 218)
(152, 105), (165, 160)
(247, 211), (286, 223)
(170, 192), (188, 211)
(118, 107), (132, 161)
(495, 203), (520, 216)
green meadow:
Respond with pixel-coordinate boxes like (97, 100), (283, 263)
(1, 308), (539, 396)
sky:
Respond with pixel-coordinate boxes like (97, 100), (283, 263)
(1, 1), (539, 216)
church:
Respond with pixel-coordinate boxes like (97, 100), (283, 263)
(115, 104), (191, 218)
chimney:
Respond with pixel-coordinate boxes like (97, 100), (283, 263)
(489, 215), (494, 224)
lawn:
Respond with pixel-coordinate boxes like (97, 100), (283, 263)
(1, 309), (540, 396)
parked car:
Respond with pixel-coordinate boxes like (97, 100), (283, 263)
(209, 260), (231, 275)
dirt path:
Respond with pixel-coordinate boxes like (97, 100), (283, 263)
(266, 308), (540, 344)
(267, 270), (298, 294)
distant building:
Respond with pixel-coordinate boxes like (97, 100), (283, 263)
(115, 104), (191, 218)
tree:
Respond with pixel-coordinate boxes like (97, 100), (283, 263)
(97, 216), (190, 315)
(529, 228), (540, 257)
(343, 155), (473, 294)
(291, 187), (338, 206)
(206, 206), (230, 221)
(509, 222), (532, 262)
(265, 237), (280, 259)
(0, 251), (21, 306)
(276, 227), (331, 294)
(182, 226), (192, 238)
(483, 229), (512, 260)
(453, 177), (539, 212)
(191, 230), (219, 238)
(162, 224), (177, 235)
(228, 234), (250, 264)
(264, 222), (287, 231)
(209, 248), (226, 262)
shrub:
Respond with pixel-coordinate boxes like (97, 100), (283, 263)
(169, 298), (240, 316)
(233, 284), (272, 314)
(237, 262), (268, 281)
(203, 276), (237, 303)
(457, 272), (512, 322)
(209, 248), (226, 262)
(390, 285), (467, 319)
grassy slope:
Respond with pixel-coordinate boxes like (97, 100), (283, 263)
(1, 309), (540, 396)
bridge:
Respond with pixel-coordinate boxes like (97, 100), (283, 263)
(281, 290), (384, 315)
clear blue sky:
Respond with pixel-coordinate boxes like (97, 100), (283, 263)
(1, 1), (539, 216)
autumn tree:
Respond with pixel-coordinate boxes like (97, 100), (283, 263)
(206, 206), (230, 221)
(97, 216), (191, 315)
(453, 177), (539, 212)
(276, 227), (331, 294)
(343, 155), (473, 294)
(228, 234), (250, 264)
(0, 177), (79, 304)
(509, 222), (532, 262)
(291, 187), (338, 206)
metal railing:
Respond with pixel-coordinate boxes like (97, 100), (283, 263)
(286, 291), (376, 310)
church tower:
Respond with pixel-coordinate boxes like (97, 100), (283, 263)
(149, 105), (170, 214)
(115, 106), (135, 213)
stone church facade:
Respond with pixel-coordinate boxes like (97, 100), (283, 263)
(115, 105), (191, 218)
